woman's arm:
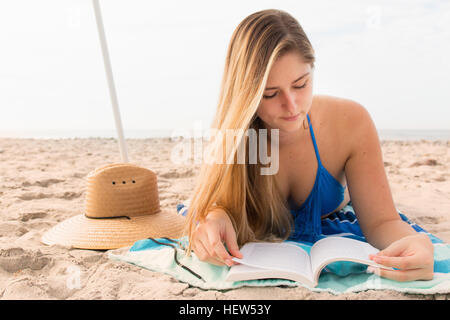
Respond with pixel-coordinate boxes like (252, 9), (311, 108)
(341, 100), (414, 247)
(340, 100), (434, 281)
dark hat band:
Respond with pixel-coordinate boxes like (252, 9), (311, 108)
(84, 214), (131, 220)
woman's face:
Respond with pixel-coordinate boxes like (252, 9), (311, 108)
(256, 51), (314, 135)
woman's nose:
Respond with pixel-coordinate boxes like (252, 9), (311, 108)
(281, 91), (297, 114)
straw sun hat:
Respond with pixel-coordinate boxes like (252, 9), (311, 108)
(41, 163), (186, 250)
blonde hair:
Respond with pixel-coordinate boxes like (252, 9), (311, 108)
(183, 9), (316, 252)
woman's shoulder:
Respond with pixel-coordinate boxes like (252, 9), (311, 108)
(312, 94), (369, 132)
(311, 94), (371, 154)
(312, 94), (366, 119)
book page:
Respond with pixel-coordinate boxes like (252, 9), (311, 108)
(231, 242), (314, 281)
(226, 262), (315, 287)
(310, 237), (392, 279)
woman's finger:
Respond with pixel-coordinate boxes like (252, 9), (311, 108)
(206, 256), (228, 266)
(371, 254), (425, 270)
(192, 238), (209, 261)
(224, 222), (243, 259)
(206, 228), (233, 266)
(193, 238), (226, 266)
(368, 266), (434, 282)
(194, 225), (217, 258)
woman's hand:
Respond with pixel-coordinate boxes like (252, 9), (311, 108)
(191, 208), (243, 267)
(368, 233), (434, 281)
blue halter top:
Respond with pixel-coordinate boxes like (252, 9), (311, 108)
(288, 113), (347, 243)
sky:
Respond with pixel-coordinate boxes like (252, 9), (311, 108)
(0, 0), (449, 138)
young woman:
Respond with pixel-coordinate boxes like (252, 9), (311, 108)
(183, 9), (434, 282)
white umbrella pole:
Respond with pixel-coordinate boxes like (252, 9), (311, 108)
(92, 0), (129, 163)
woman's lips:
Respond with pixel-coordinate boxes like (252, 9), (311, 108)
(281, 114), (300, 121)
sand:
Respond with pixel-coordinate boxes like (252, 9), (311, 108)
(0, 137), (448, 300)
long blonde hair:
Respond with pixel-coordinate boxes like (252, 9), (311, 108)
(183, 9), (316, 251)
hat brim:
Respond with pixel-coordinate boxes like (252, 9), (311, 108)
(41, 210), (187, 250)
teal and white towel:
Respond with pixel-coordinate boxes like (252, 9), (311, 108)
(108, 202), (450, 295)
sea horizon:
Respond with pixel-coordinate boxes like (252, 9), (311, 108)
(0, 129), (449, 141)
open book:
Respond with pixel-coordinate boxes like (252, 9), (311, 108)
(225, 237), (394, 287)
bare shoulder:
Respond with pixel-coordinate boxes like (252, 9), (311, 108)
(314, 95), (372, 130)
(312, 94), (377, 156)
(312, 94), (368, 122)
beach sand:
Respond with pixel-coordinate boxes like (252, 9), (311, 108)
(0, 137), (448, 300)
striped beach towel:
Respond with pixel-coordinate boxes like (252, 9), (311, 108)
(108, 201), (450, 294)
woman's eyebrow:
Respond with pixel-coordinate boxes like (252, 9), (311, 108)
(265, 72), (310, 90)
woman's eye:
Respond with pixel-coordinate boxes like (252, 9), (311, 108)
(263, 93), (277, 99)
(263, 82), (307, 99)
(294, 82), (307, 90)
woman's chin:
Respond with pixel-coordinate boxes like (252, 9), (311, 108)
(260, 119), (302, 134)
(279, 121), (301, 132)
